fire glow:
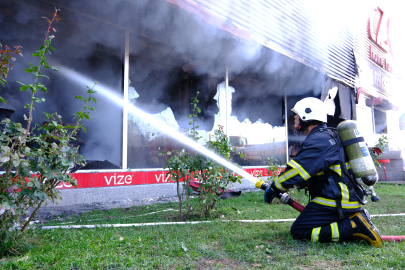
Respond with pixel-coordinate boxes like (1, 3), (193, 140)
(58, 66), (258, 184)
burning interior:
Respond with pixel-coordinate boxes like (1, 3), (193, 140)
(0, 0), (402, 178)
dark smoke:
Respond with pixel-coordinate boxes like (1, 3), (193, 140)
(1, 0), (324, 168)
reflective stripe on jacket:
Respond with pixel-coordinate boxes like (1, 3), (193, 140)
(271, 123), (362, 210)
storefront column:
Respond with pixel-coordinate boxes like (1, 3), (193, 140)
(284, 88), (289, 162)
(386, 110), (401, 151)
(371, 104), (375, 135)
(355, 95), (374, 144)
(122, 30), (129, 169)
(225, 65), (229, 135)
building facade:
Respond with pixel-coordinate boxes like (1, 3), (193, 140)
(353, 4), (404, 180)
(0, 0), (365, 205)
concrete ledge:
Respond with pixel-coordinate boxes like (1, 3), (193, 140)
(379, 150), (403, 160)
(377, 170), (404, 182)
(36, 178), (259, 222)
(231, 177), (258, 190)
(375, 150), (405, 182)
(378, 160), (403, 171)
(47, 177), (258, 208)
(51, 183), (180, 207)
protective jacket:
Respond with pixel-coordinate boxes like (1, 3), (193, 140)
(271, 123), (364, 214)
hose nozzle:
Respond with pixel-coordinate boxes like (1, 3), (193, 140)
(255, 179), (269, 191)
(255, 179), (264, 189)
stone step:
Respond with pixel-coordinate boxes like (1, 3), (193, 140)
(377, 169), (405, 182)
(377, 159), (403, 172)
(378, 150), (402, 160)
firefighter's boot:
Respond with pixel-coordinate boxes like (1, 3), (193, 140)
(349, 209), (382, 247)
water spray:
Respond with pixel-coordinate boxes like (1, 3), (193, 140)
(58, 67), (258, 184)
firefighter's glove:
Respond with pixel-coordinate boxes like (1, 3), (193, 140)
(264, 186), (280, 204)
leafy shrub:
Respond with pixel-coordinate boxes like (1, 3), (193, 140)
(162, 148), (196, 221)
(195, 125), (241, 218)
(163, 93), (241, 220)
(261, 157), (284, 186)
(370, 134), (389, 169)
(0, 9), (96, 254)
(0, 43), (23, 104)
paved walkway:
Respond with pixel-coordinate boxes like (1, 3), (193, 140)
(32, 195), (181, 223)
(32, 182), (404, 224)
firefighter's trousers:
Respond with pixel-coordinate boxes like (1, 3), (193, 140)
(291, 202), (359, 243)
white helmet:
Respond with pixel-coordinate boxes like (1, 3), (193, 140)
(292, 98), (327, 131)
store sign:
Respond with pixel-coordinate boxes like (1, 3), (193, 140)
(55, 168), (270, 189)
(354, 52), (392, 93)
(372, 68), (389, 91)
(367, 7), (395, 75)
(368, 7), (390, 53)
(369, 46), (394, 74)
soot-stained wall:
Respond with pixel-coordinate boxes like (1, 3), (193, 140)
(1, 0), (323, 169)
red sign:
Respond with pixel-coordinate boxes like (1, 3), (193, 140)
(55, 167), (270, 189)
(368, 7), (390, 53)
(369, 46), (394, 74)
(367, 6), (396, 75)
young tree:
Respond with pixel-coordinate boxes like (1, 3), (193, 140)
(0, 9), (97, 254)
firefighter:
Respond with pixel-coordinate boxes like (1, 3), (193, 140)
(264, 97), (382, 247)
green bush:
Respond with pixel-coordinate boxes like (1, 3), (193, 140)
(0, 8), (97, 254)
(370, 134), (389, 169)
(163, 93), (241, 220)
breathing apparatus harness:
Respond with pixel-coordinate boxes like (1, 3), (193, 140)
(311, 127), (368, 220)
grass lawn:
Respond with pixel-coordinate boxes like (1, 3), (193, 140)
(1, 183), (405, 269)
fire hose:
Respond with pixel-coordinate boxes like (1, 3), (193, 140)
(256, 179), (405, 243)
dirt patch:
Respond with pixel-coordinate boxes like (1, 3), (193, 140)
(316, 259), (344, 269)
(296, 260), (344, 270)
(194, 258), (249, 269)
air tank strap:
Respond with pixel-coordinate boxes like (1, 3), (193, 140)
(341, 137), (365, 147)
(318, 127), (367, 205)
(326, 172), (344, 220)
(336, 133), (368, 205)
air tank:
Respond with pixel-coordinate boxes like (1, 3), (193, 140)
(337, 120), (378, 186)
